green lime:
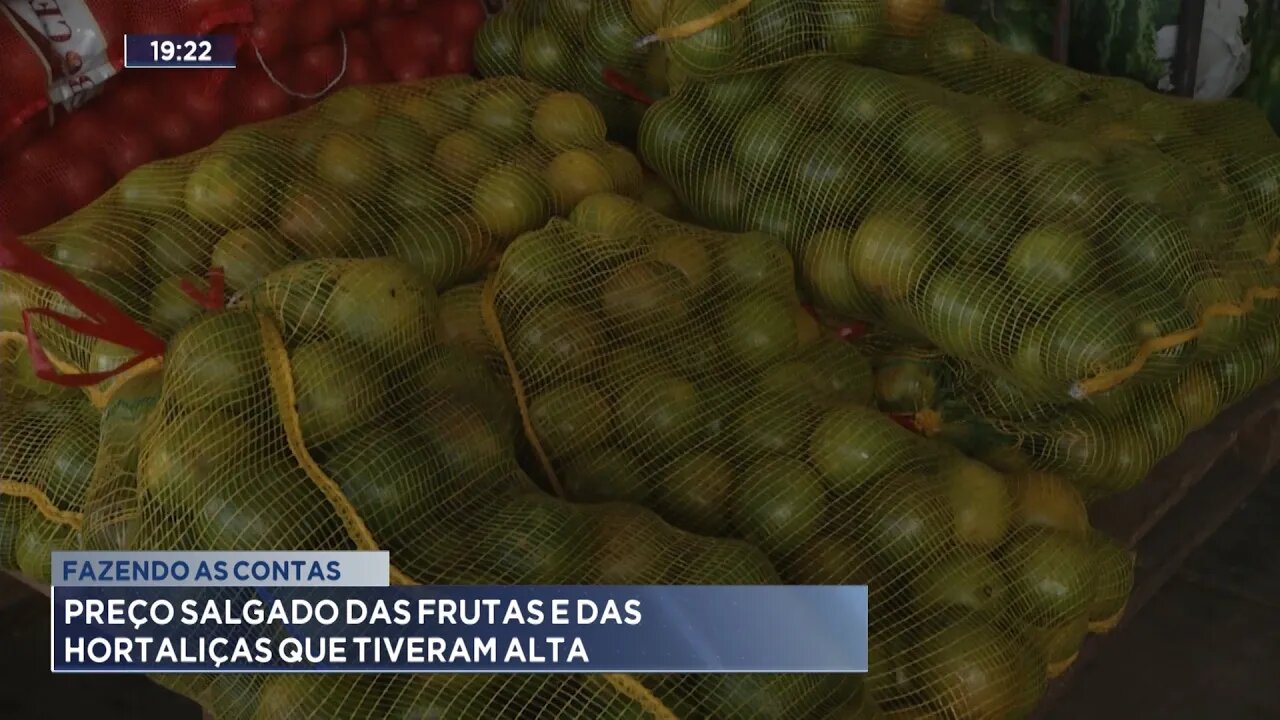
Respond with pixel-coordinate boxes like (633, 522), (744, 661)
(474, 13), (523, 77)
(1001, 527), (1096, 627)
(545, 149), (616, 215)
(721, 296), (798, 369)
(473, 164), (553, 241)
(874, 359), (938, 413)
(276, 182), (358, 257)
(469, 86), (532, 146)
(432, 129), (500, 187)
(141, 212), (211, 278)
(815, 0), (882, 57)
(586, 0), (643, 67)
(895, 105), (979, 184)
(1006, 224), (1093, 307)
(563, 448), (648, 504)
(657, 452), (734, 535)
(616, 373), (701, 453)
(529, 382), (612, 458)
(510, 302), (603, 380)
(601, 259), (692, 339)
(862, 471), (951, 566)
(314, 130), (386, 194)
(733, 455), (825, 556)
(733, 104), (800, 187)
(163, 311), (266, 409)
(520, 25), (575, 85)
(911, 551), (1006, 615)
(808, 406), (922, 491)
(211, 227), (293, 294)
(666, 0), (744, 78)
(533, 91), (608, 150)
(850, 212), (935, 300)
(1086, 529), (1134, 623)
(1008, 471), (1087, 537)
(942, 453), (1011, 547)
(914, 619), (1042, 719)
(290, 340), (383, 446)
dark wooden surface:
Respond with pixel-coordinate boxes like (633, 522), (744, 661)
(1031, 380), (1280, 717)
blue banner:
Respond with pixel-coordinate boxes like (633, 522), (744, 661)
(124, 34), (237, 69)
(52, 585), (868, 674)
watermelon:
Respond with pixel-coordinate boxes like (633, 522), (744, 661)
(1239, 0), (1280, 131)
(1069, 0), (1251, 98)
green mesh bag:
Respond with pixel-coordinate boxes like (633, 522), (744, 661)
(0, 341), (96, 580)
(637, 47), (1280, 422)
(474, 0), (947, 143)
(75, 255), (865, 720)
(856, 320), (1280, 497)
(0, 72), (651, 564)
(484, 194), (1134, 717)
(0, 74), (649, 374)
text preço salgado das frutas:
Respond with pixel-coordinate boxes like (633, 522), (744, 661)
(61, 597), (644, 668)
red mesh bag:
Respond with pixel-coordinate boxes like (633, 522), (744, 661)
(0, 0), (252, 142)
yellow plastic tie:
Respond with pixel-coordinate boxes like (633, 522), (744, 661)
(1087, 603), (1126, 634)
(1073, 284), (1280, 398)
(256, 314), (416, 587)
(912, 408), (944, 437)
(638, 0), (752, 46)
(477, 285), (671, 718)
(92, 358), (164, 410)
(603, 674), (679, 720)
(0, 480), (84, 532)
(478, 276), (566, 498)
(1047, 652), (1078, 679)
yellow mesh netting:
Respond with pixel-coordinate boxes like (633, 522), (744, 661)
(80, 256), (820, 719)
(481, 196), (1134, 717)
(856, 321), (1280, 498)
(640, 53), (1280, 400)
(0, 7), (1229, 716)
(1, 74), (704, 718)
(474, 0), (945, 144)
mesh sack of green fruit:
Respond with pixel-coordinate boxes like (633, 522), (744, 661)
(859, 322), (1280, 498)
(0, 340), (99, 581)
(74, 254), (868, 720)
(0, 74), (650, 575)
(484, 194), (1135, 716)
(474, 0), (947, 144)
(889, 13), (1268, 134)
(637, 51), (1280, 418)
(0, 74), (652, 381)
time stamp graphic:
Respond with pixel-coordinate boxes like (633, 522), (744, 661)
(124, 35), (239, 69)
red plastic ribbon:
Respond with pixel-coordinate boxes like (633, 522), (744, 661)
(180, 266), (227, 310)
(602, 68), (654, 106)
(801, 304), (867, 342)
(0, 229), (166, 387)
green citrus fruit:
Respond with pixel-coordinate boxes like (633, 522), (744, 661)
(733, 455), (826, 555)
(530, 382), (612, 458)
(323, 258), (437, 350)
(942, 453), (1011, 547)
(563, 448), (648, 504)
(1001, 527), (1096, 627)
(809, 406), (922, 491)
(657, 451), (734, 535)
